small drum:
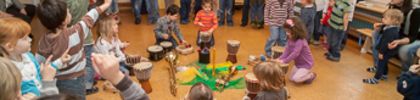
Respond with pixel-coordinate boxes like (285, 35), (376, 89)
(200, 31), (212, 42)
(126, 55), (142, 66)
(160, 41), (173, 54)
(147, 45), (164, 61)
(279, 63), (289, 74)
(227, 40), (241, 54)
(271, 46), (285, 59)
(134, 62), (154, 94)
(175, 44), (194, 55)
(245, 73), (261, 94)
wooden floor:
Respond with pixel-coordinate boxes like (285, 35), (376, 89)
(30, 10), (403, 100)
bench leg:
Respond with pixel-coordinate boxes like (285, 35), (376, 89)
(361, 37), (372, 54)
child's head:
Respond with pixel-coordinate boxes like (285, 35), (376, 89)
(185, 83), (213, 100)
(253, 61), (285, 91)
(328, 0), (335, 6)
(0, 57), (22, 100)
(0, 17), (32, 56)
(37, 0), (71, 33)
(283, 17), (308, 40)
(382, 9), (404, 26)
(97, 15), (119, 38)
(202, 0), (213, 12)
(166, 5), (180, 21)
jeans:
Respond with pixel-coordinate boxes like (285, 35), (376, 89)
(241, 0), (250, 25)
(265, 26), (287, 56)
(313, 11), (323, 41)
(83, 45), (95, 89)
(218, 0), (234, 25)
(374, 54), (391, 79)
(57, 76), (86, 99)
(372, 30), (381, 67)
(131, 0), (160, 22)
(180, 0), (192, 23)
(300, 6), (316, 41)
(326, 27), (346, 58)
(249, 1), (264, 23)
(398, 40), (420, 72)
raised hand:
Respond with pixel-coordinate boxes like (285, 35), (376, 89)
(60, 49), (72, 64)
(91, 53), (125, 85)
(41, 56), (57, 81)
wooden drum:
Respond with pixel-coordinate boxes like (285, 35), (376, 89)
(245, 73), (261, 93)
(279, 63), (289, 74)
(160, 41), (173, 54)
(200, 31), (212, 42)
(271, 46), (285, 59)
(133, 62), (154, 94)
(147, 45), (164, 61)
(227, 40), (240, 54)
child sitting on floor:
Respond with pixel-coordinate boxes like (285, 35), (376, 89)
(184, 82), (214, 100)
(276, 17), (317, 84)
(194, 0), (218, 49)
(363, 9), (404, 84)
(154, 5), (187, 48)
(397, 49), (420, 99)
(253, 62), (288, 100)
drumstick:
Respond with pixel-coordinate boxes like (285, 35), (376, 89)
(212, 48), (216, 77)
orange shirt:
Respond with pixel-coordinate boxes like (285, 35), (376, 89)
(194, 10), (218, 32)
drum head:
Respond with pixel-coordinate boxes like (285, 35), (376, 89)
(134, 62), (153, 70)
(227, 40), (240, 46)
(148, 45), (163, 52)
(245, 73), (258, 82)
(271, 46), (284, 52)
(160, 41), (173, 47)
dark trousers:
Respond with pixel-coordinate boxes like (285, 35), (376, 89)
(193, 0), (202, 16)
(313, 11), (323, 41)
(241, 0), (250, 25)
(57, 76), (86, 100)
(180, 0), (192, 23)
(326, 27), (346, 58)
(6, 4), (36, 23)
(374, 54), (391, 79)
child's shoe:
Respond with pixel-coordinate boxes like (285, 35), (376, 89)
(363, 78), (379, 84)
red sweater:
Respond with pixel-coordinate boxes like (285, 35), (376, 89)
(194, 10), (218, 32)
(321, 6), (333, 26)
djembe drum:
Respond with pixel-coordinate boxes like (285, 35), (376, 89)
(199, 31), (212, 49)
(133, 62), (154, 94)
(279, 63), (289, 74)
(125, 55), (142, 76)
(226, 40), (240, 63)
(245, 73), (260, 100)
(271, 46), (285, 59)
(160, 41), (173, 54)
(147, 45), (164, 61)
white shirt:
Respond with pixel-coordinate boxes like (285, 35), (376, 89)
(12, 53), (42, 89)
(94, 37), (126, 62)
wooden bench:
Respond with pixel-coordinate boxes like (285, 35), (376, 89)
(357, 28), (374, 54)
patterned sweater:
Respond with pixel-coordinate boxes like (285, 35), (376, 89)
(194, 10), (218, 32)
(264, 0), (294, 27)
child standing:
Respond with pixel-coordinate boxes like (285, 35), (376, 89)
(131, 0), (160, 24)
(264, 0), (294, 57)
(94, 16), (130, 75)
(155, 5), (187, 47)
(249, 0), (265, 28)
(184, 82), (214, 100)
(180, 0), (192, 24)
(218, 0), (234, 26)
(324, 0), (352, 62)
(277, 17), (316, 84)
(0, 17), (62, 99)
(318, 0), (334, 49)
(36, 0), (111, 99)
(194, 0), (218, 48)
(363, 9), (404, 84)
(299, 0), (316, 42)
(253, 62), (288, 100)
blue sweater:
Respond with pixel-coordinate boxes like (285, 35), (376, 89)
(397, 72), (420, 100)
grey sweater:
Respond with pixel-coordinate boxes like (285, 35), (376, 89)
(254, 88), (288, 100)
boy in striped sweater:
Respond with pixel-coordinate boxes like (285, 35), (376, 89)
(324, 0), (352, 62)
(36, 0), (112, 99)
(194, 0), (218, 49)
(263, 0), (294, 57)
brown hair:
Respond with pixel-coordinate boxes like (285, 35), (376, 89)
(0, 17), (31, 57)
(283, 16), (308, 40)
(187, 83), (213, 100)
(97, 15), (117, 39)
(0, 57), (22, 100)
(383, 9), (404, 25)
(253, 61), (285, 91)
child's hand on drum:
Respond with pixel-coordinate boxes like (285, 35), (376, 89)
(92, 53), (125, 85)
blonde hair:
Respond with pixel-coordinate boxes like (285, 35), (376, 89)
(383, 9), (404, 25)
(0, 57), (22, 100)
(0, 17), (31, 57)
(253, 61), (285, 91)
(97, 15), (116, 39)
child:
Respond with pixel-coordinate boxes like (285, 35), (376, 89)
(249, 0), (265, 28)
(218, 0), (234, 26)
(277, 17), (316, 84)
(240, 0), (250, 27)
(264, 0), (294, 57)
(299, 0), (316, 42)
(0, 17), (61, 99)
(94, 15), (130, 75)
(36, 0), (111, 99)
(324, 0), (352, 62)
(194, 0), (218, 48)
(131, 0), (160, 24)
(397, 49), (420, 99)
(318, 0), (334, 49)
(184, 83), (214, 100)
(363, 9), (404, 84)
(253, 62), (288, 100)
(154, 5), (187, 48)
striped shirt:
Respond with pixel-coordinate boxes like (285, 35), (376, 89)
(37, 8), (102, 78)
(264, 0), (294, 27)
(328, 0), (352, 30)
(194, 10), (218, 32)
